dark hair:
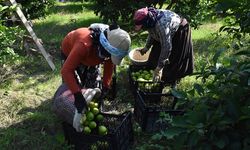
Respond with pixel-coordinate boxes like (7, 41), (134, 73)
(90, 28), (111, 59)
(109, 23), (119, 30)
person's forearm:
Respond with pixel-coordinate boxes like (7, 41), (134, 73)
(145, 35), (153, 50)
(158, 37), (172, 69)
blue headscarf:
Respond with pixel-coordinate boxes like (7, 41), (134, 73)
(99, 31), (128, 58)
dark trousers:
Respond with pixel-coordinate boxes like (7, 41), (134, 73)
(147, 19), (194, 85)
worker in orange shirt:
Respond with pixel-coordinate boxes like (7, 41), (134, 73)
(59, 24), (131, 132)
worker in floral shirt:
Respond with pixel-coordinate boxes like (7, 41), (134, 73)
(133, 7), (194, 88)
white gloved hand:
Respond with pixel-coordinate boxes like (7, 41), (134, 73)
(73, 88), (101, 132)
(137, 47), (148, 55)
(83, 88), (101, 103)
(73, 109), (84, 132)
(153, 67), (163, 82)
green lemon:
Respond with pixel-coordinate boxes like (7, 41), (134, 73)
(92, 107), (100, 115)
(83, 126), (91, 134)
(89, 102), (96, 109)
(86, 111), (95, 121)
(145, 74), (151, 80)
(80, 114), (87, 124)
(89, 121), (97, 129)
(83, 120), (89, 126)
(96, 114), (104, 122)
(94, 102), (99, 108)
(98, 125), (108, 135)
(134, 72), (140, 78)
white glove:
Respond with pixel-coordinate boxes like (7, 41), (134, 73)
(137, 47), (148, 55)
(73, 109), (84, 132)
(83, 88), (101, 103)
(153, 67), (163, 82)
(73, 88), (101, 132)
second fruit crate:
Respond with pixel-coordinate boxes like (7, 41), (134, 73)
(128, 65), (164, 95)
(134, 90), (184, 132)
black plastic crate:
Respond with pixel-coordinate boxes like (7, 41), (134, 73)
(128, 65), (164, 96)
(134, 91), (184, 132)
(62, 112), (133, 150)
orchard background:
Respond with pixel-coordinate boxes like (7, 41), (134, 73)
(0, 0), (249, 149)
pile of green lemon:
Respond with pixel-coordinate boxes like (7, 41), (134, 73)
(81, 101), (108, 136)
(131, 69), (161, 92)
(131, 69), (154, 81)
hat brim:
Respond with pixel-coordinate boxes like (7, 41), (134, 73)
(111, 55), (122, 65)
(135, 25), (143, 31)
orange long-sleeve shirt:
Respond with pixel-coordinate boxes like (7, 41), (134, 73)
(61, 28), (114, 94)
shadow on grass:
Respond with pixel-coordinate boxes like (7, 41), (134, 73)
(0, 56), (61, 91)
(0, 98), (71, 149)
(0, 74), (134, 150)
(33, 17), (102, 57)
(193, 36), (218, 55)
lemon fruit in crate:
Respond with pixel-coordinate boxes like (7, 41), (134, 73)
(89, 101), (98, 110)
(131, 69), (161, 91)
(80, 114), (87, 124)
(80, 99), (109, 136)
(83, 126), (91, 134)
(98, 125), (108, 135)
(92, 107), (100, 115)
(96, 114), (104, 122)
(86, 111), (95, 121)
(89, 121), (97, 129)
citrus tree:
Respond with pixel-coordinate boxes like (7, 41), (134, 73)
(91, 0), (211, 29)
(15, 0), (55, 19)
(0, 4), (24, 65)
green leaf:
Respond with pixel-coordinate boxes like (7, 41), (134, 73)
(188, 131), (200, 146)
(234, 49), (250, 56)
(214, 135), (228, 149)
(171, 89), (187, 99)
(239, 115), (250, 121)
(228, 141), (242, 150)
(55, 133), (65, 144)
(195, 123), (204, 129)
(151, 133), (163, 140)
(0, 6), (8, 12)
(218, 116), (234, 125)
(226, 99), (240, 120)
(212, 48), (227, 65)
(193, 83), (204, 95)
(163, 127), (185, 139)
(172, 116), (189, 128)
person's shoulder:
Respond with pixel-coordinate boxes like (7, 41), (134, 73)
(75, 27), (91, 33)
(161, 9), (175, 15)
(71, 28), (92, 39)
(160, 10), (179, 19)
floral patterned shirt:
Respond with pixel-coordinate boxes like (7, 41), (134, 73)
(145, 10), (181, 69)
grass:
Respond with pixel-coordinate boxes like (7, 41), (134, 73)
(0, 1), (225, 149)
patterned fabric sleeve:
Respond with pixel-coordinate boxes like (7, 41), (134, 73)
(156, 22), (172, 69)
(154, 10), (181, 69)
